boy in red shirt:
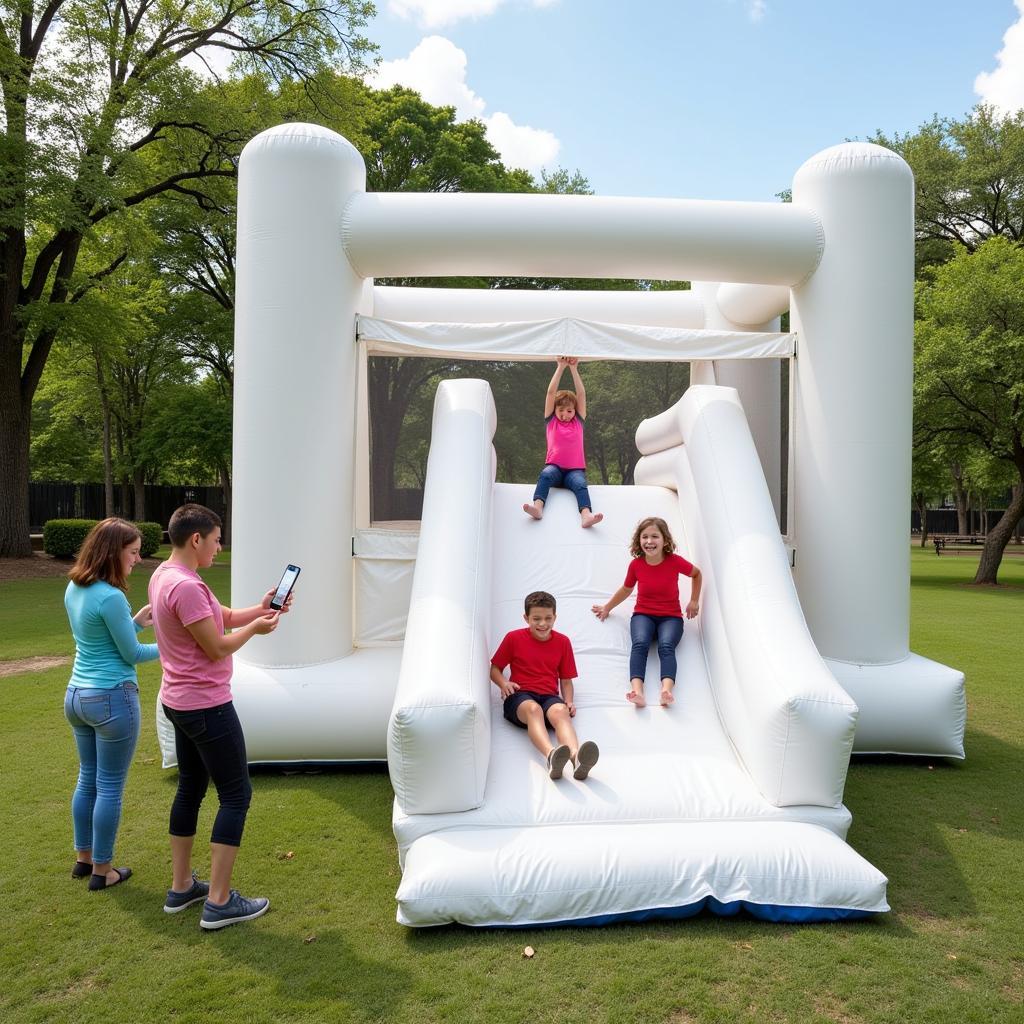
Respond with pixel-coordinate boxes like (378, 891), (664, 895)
(490, 591), (600, 781)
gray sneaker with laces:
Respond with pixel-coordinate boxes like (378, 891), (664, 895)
(164, 871), (210, 913)
(200, 889), (270, 930)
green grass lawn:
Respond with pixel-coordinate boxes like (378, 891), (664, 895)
(1, 549), (1021, 1024)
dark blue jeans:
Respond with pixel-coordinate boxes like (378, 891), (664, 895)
(163, 701), (252, 848)
(533, 464), (593, 512)
(629, 614), (685, 682)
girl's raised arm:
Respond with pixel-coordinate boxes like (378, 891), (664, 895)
(568, 359), (586, 419)
(544, 357), (569, 418)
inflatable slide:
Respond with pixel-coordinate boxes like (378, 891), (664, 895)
(388, 378), (889, 927)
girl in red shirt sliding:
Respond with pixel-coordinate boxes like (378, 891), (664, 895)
(592, 517), (702, 708)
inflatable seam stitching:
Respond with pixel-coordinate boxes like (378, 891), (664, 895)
(341, 193), (367, 279)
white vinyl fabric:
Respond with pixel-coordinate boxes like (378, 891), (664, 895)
(354, 528), (419, 646)
(391, 379), (883, 926)
(397, 822), (889, 927)
(357, 316), (794, 362)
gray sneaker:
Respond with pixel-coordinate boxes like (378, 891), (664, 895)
(573, 740), (600, 781)
(164, 871), (210, 914)
(200, 889), (270, 930)
(546, 743), (571, 780)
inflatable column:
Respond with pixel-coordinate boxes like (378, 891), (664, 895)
(691, 282), (787, 524)
(790, 143), (912, 664)
(233, 124), (367, 665)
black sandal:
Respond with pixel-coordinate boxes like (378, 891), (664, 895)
(72, 861), (92, 879)
(88, 867), (132, 891)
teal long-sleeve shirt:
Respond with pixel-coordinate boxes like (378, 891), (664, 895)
(65, 580), (160, 689)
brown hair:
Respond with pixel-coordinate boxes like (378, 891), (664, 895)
(524, 591), (556, 615)
(629, 517), (676, 559)
(168, 503), (222, 547)
(68, 518), (142, 592)
(553, 390), (577, 410)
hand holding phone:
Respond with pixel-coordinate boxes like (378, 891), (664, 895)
(269, 564), (301, 611)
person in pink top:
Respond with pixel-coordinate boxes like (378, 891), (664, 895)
(149, 503), (289, 930)
(592, 516), (702, 709)
(523, 356), (604, 528)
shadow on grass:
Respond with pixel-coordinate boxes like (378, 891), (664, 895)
(846, 726), (1022, 922)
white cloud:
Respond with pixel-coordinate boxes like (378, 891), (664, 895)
(371, 35), (485, 118)
(482, 111), (560, 172)
(369, 36), (560, 173)
(748, 0), (767, 22)
(388, 0), (557, 30)
(975, 0), (1024, 115)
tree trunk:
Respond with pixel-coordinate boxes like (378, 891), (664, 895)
(951, 463), (968, 535)
(219, 464), (232, 548)
(914, 492), (929, 547)
(974, 485), (1024, 584)
(1014, 484), (1023, 543)
(0, 392), (33, 556)
(101, 400), (114, 517)
(133, 468), (146, 523)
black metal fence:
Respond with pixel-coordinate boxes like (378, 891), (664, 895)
(29, 482), (226, 533)
(911, 508), (1008, 535)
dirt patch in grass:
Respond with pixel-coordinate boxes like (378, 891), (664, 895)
(0, 554), (73, 580)
(0, 553), (162, 581)
(0, 655), (72, 677)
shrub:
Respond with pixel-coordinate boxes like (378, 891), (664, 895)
(135, 522), (163, 558)
(43, 519), (98, 559)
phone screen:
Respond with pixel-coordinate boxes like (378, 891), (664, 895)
(270, 564), (300, 609)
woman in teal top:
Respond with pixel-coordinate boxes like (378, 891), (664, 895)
(64, 519), (160, 890)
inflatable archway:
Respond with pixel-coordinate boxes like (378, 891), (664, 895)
(158, 124), (965, 926)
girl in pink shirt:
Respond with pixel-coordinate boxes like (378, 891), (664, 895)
(592, 516), (702, 708)
(523, 357), (604, 529)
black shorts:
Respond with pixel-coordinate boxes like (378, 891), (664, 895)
(503, 690), (566, 727)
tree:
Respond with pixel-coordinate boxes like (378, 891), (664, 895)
(874, 106), (1024, 272)
(0, 0), (374, 555)
(914, 237), (1024, 583)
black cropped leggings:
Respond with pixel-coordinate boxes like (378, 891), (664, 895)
(163, 700), (252, 847)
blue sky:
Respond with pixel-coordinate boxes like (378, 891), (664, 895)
(365, 0), (1024, 201)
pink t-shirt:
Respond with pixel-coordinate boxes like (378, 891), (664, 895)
(149, 561), (233, 711)
(544, 414), (586, 469)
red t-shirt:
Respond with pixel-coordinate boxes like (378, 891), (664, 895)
(491, 628), (578, 697)
(625, 553), (695, 618)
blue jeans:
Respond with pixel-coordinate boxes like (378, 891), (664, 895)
(163, 701), (252, 848)
(629, 614), (685, 682)
(64, 681), (141, 863)
(533, 464), (593, 512)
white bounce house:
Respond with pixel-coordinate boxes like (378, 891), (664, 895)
(158, 123), (966, 927)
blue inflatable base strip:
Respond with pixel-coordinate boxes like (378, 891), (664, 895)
(494, 897), (881, 929)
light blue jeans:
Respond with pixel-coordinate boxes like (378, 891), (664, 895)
(64, 681), (141, 863)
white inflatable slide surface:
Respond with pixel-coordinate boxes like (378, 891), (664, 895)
(388, 380), (888, 928)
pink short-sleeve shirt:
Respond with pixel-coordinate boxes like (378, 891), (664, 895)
(149, 561), (233, 710)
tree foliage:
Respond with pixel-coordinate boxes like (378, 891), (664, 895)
(0, 0), (375, 554)
(874, 105), (1024, 272)
(914, 237), (1024, 581)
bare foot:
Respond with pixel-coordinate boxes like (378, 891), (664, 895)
(660, 688), (675, 707)
(523, 503), (542, 520)
(626, 690), (646, 708)
(581, 510), (604, 528)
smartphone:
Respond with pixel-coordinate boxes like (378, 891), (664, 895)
(269, 564), (301, 610)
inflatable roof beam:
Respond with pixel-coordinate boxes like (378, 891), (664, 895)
(343, 192), (823, 286)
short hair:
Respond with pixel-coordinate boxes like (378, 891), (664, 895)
(629, 517), (676, 559)
(168, 503), (222, 548)
(553, 390), (577, 409)
(524, 591), (556, 615)
(68, 518), (141, 592)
